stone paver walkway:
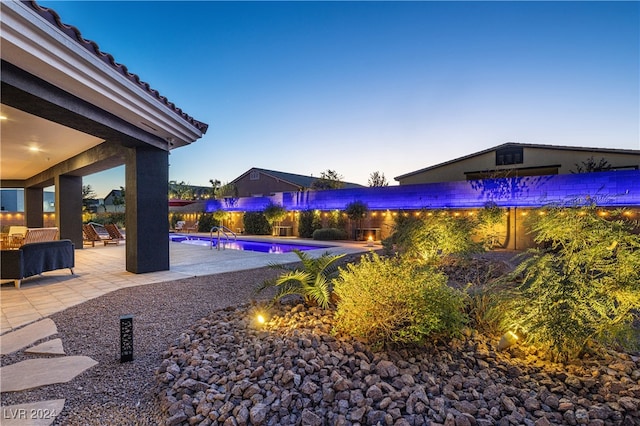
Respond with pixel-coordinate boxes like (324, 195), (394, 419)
(1, 399), (66, 426)
(0, 319), (57, 355)
(0, 319), (98, 424)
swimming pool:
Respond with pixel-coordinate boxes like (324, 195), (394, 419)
(169, 235), (331, 254)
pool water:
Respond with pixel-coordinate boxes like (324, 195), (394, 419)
(169, 235), (330, 254)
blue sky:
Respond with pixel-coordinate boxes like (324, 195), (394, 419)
(39, 1), (639, 198)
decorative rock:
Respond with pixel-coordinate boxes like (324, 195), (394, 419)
(301, 409), (322, 426)
(376, 360), (400, 378)
(154, 302), (640, 426)
(249, 403), (268, 425)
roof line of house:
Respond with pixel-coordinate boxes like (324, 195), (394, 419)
(27, 0), (208, 134)
(394, 142), (640, 180)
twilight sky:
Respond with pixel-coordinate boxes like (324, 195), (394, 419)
(39, 1), (639, 198)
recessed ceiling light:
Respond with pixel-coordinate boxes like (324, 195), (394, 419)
(29, 146), (40, 152)
(0, 115), (7, 120)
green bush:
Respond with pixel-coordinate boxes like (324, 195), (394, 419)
(197, 213), (219, 232)
(326, 210), (347, 230)
(334, 254), (468, 349)
(496, 206), (640, 361)
(476, 202), (507, 249)
(243, 212), (271, 235)
(313, 228), (348, 240)
(388, 210), (483, 265)
(298, 209), (322, 238)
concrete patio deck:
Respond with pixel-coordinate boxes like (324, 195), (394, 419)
(0, 236), (372, 334)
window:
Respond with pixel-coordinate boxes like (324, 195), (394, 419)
(496, 146), (523, 166)
(250, 171), (260, 180)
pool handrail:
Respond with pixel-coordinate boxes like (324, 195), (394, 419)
(209, 226), (237, 250)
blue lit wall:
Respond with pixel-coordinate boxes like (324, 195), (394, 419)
(205, 170), (640, 213)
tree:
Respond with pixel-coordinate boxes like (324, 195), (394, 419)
(345, 200), (369, 240)
(82, 185), (97, 213)
(112, 186), (125, 212)
(310, 169), (345, 190)
(571, 156), (612, 173)
(209, 179), (237, 199)
(368, 171), (389, 187)
(209, 179), (221, 198)
(169, 181), (192, 199)
(82, 185), (96, 200)
(263, 201), (287, 235)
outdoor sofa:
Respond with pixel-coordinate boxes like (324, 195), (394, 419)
(1, 239), (75, 288)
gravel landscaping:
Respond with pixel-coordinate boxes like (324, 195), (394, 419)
(1, 251), (639, 425)
(158, 302), (639, 426)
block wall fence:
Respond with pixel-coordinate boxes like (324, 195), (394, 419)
(205, 170), (639, 212)
(197, 170), (639, 250)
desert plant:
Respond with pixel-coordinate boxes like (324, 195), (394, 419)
(256, 250), (346, 308)
(334, 254), (468, 349)
(312, 228), (348, 240)
(496, 206), (640, 361)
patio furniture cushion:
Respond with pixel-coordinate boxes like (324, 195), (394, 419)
(1, 240), (75, 288)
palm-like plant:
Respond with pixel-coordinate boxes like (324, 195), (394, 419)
(256, 250), (346, 308)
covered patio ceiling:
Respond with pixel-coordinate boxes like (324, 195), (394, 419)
(1, 104), (105, 182)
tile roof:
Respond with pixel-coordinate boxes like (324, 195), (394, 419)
(27, 0), (208, 134)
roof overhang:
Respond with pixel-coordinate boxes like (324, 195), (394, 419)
(1, 1), (205, 149)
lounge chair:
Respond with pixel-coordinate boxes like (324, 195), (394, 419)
(184, 221), (199, 233)
(83, 224), (119, 246)
(2, 227), (59, 249)
(105, 224), (125, 242)
(23, 227), (59, 244)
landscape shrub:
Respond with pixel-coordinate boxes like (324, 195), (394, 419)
(256, 250), (345, 308)
(197, 213), (218, 232)
(495, 206), (640, 361)
(326, 210), (347, 230)
(298, 209), (322, 238)
(387, 210), (483, 265)
(476, 202), (507, 249)
(312, 228), (348, 240)
(243, 212), (271, 235)
(333, 254), (468, 349)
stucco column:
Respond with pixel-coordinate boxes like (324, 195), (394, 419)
(24, 187), (44, 228)
(125, 146), (169, 273)
(55, 175), (83, 247)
